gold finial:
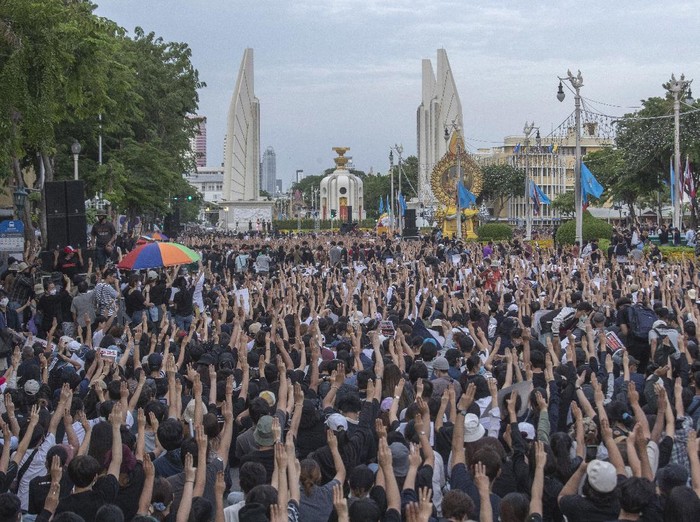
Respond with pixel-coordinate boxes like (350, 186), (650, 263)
(332, 147), (350, 169)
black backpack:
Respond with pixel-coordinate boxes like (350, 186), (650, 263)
(626, 305), (657, 340)
(539, 308), (561, 334)
(652, 327), (679, 366)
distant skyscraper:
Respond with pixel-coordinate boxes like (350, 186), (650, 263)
(189, 115), (207, 167)
(261, 146), (276, 195)
(275, 179), (283, 194)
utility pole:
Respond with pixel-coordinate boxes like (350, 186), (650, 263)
(557, 70), (584, 245)
(664, 74), (693, 230)
(392, 144), (404, 235)
(389, 150), (395, 235)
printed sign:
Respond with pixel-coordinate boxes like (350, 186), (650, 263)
(0, 220), (24, 253)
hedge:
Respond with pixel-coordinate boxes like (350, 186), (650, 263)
(648, 245), (696, 262)
(273, 218), (376, 230)
(555, 212), (613, 245)
(476, 223), (513, 241)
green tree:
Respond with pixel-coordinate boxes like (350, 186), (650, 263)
(610, 94), (700, 225)
(388, 155), (419, 199)
(479, 164), (526, 217)
(551, 191), (575, 218)
(363, 172), (391, 219)
(0, 1), (203, 245)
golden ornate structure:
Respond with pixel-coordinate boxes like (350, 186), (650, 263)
(332, 147), (350, 170)
(430, 134), (483, 239)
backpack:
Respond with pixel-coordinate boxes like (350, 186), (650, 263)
(652, 327), (680, 366)
(539, 308), (561, 335)
(626, 305), (657, 340)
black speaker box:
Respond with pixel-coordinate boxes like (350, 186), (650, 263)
(46, 216), (69, 250)
(67, 214), (88, 248)
(45, 181), (67, 217)
(346, 205), (353, 223)
(404, 209), (417, 228)
(64, 180), (86, 215)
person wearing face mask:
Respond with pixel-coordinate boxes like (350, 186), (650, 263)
(91, 211), (116, 269)
(0, 296), (20, 331)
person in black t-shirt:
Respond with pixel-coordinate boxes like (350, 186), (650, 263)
(54, 404), (123, 522)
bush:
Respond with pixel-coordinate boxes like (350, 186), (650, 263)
(272, 218), (377, 231)
(653, 245), (695, 262)
(476, 223), (513, 241)
(555, 212), (613, 245)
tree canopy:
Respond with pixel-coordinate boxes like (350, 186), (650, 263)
(0, 0), (203, 245)
(478, 164), (526, 217)
(584, 92), (700, 225)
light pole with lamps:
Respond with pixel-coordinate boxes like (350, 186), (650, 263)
(71, 140), (81, 181)
(444, 122), (463, 239)
(391, 144), (404, 235)
(557, 70), (584, 245)
(389, 150), (395, 235)
(663, 74), (693, 230)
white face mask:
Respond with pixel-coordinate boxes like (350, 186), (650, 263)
(49, 289), (57, 296)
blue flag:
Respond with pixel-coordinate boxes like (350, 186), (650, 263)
(458, 181), (476, 208)
(379, 195), (384, 214)
(398, 193), (407, 216)
(514, 143), (521, 154)
(581, 162), (604, 206)
(530, 181), (551, 205)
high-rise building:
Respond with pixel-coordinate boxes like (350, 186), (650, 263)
(189, 115), (207, 167)
(275, 179), (283, 194)
(261, 147), (276, 195)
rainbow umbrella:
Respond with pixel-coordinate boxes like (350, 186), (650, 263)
(117, 242), (200, 270)
(150, 232), (169, 241)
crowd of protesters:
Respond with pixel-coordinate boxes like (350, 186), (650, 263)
(0, 223), (698, 522)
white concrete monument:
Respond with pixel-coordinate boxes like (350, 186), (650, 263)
(416, 49), (464, 208)
(220, 48), (273, 229)
(320, 148), (364, 221)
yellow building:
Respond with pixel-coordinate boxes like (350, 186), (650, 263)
(476, 122), (611, 224)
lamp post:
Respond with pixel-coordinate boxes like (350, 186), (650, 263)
(391, 144), (404, 235)
(71, 140), (81, 181)
(445, 122), (463, 239)
(389, 150), (395, 235)
(557, 70), (584, 245)
(13, 186), (28, 218)
(663, 74), (693, 230)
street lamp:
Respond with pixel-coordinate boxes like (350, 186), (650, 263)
(523, 121), (538, 241)
(71, 140), (81, 181)
(389, 149), (395, 234)
(557, 70), (584, 245)
(13, 187), (28, 216)
(391, 144), (404, 235)
(664, 73), (693, 230)
(445, 121), (463, 240)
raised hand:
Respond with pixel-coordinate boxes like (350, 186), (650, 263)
(184, 452), (195, 483)
(458, 382), (476, 412)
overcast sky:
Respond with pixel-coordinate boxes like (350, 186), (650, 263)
(94, 0), (700, 189)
